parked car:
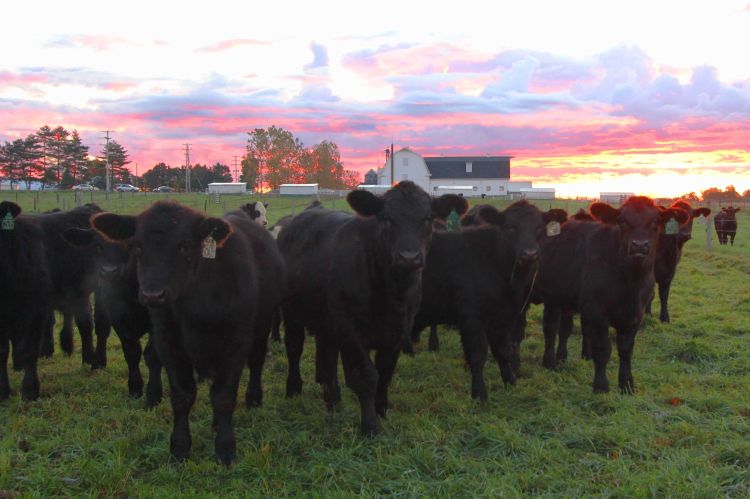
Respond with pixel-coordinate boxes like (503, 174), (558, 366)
(72, 183), (99, 191)
(114, 184), (140, 192)
(153, 185), (174, 193)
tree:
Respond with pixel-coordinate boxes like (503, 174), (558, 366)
(101, 140), (131, 186)
(142, 163), (182, 190)
(64, 130), (89, 186)
(240, 156), (259, 191)
(246, 126), (303, 190)
(210, 162), (233, 183)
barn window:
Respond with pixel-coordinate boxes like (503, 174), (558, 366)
(466, 162), (472, 173)
(499, 186), (505, 192)
(433, 186), (438, 191)
(402, 157), (409, 166)
(486, 186), (491, 192)
(472, 186), (478, 191)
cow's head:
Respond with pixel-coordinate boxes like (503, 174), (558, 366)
(722, 206), (741, 219)
(239, 201), (269, 226)
(572, 208), (595, 222)
(670, 200), (711, 247)
(91, 202), (233, 307)
(63, 227), (132, 282)
(477, 201), (568, 266)
(346, 182), (467, 269)
(590, 197), (688, 265)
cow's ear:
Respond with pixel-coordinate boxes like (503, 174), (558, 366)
(91, 213), (136, 241)
(431, 194), (469, 219)
(660, 207), (689, 226)
(197, 217), (233, 248)
(694, 207), (711, 218)
(63, 228), (96, 247)
(0, 201), (21, 219)
(543, 208), (568, 225)
(477, 205), (505, 226)
(590, 203), (620, 224)
(735, 208), (741, 212)
(263, 202), (269, 208)
(347, 190), (383, 217)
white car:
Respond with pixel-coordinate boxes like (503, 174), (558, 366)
(72, 183), (99, 191)
(115, 184), (140, 192)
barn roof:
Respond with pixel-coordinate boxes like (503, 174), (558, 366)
(424, 156), (511, 179)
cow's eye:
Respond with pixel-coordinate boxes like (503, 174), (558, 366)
(178, 242), (189, 254)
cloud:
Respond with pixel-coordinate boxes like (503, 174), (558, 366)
(44, 35), (128, 51)
(196, 38), (268, 53)
(304, 42), (329, 71)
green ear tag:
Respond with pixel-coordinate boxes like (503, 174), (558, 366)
(1, 213), (14, 231)
(546, 221), (561, 237)
(665, 218), (679, 235)
(446, 209), (462, 232)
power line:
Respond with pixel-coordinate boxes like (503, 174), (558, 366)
(233, 155), (240, 182)
(183, 143), (191, 193)
(102, 130), (113, 192)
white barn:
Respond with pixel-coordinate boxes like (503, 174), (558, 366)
(520, 187), (556, 200)
(280, 183), (319, 196)
(207, 182), (247, 194)
(600, 192), (635, 204)
(376, 148), (513, 197)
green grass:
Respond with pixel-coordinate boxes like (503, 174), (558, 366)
(1, 193), (749, 495)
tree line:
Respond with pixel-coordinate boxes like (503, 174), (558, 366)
(0, 126), (131, 189)
(242, 126), (360, 191)
(678, 185), (750, 203)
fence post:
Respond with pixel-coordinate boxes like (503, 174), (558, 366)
(706, 214), (713, 250)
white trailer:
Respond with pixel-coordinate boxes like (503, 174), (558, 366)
(599, 192), (635, 204)
(435, 185), (475, 197)
(280, 183), (319, 196)
(207, 182), (247, 194)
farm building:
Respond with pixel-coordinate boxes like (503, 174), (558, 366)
(520, 187), (556, 200)
(435, 185), (474, 197)
(280, 183), (319, 196)
(376, 148), (512, 196)
(600, 192), (635, 204)
(363, 169), (378, 185)
(207, 182), (247, 194)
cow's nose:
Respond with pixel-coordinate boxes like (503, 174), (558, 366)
(262, 220), (268, 226)
(396, 250), (423, 268)
(99, 264), (118, 279)
(140, 289), (167, 306)
(520, 248), (538, 263)
(630, 240), (650, 255)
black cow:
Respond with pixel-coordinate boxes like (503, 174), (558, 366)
(63, 228), (163, 406)
(91, 201), (270, 465)
(714, 206), (740, 245)
(646, 201), (710, 323)
(279, 182), (466, 435)
(36, 203), (107, 368)
(225, 205), (285, 408)
(413, 201), (567, 400)
(0, 201), (52, 401)
(239, 201), (269, 227)
(533, 197), (687, 392)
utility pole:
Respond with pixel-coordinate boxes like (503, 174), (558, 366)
(135, 162), (138, 188)
(102, 130), (113, 192)
(390, 142), (394, 186)
(183, 143), (191, 193)
(233, 155), (239, 182)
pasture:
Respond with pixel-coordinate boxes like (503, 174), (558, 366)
(1, 192), (749, 496)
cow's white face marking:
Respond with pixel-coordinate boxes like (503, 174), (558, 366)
(253, 202), (268, 226)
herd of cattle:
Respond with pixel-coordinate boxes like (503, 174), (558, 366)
(0, 182), (741, 465)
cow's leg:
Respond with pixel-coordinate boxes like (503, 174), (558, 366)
(271, 309), (282, 343)
(487, 325), (516, 387)
(39, 312), (54, 358)
(580, 315), (592, 360)
(143, 337), (163, 408)
(157, 332), (196, 462)
(92, 294), (111, 368)
(510, 314), (526, 377)
(374, 346), (400, 417)
(73, 300), (95, 366)
(557, 310), (574, 364)
(59, 312), (74, 356)
(730, 231), (736, 246)
(283, 317), (305, 397)
(0, 334), (9, 400)
(542, 305), (561, 370)
(316, 330), (341, 410)
(210, 345), (244, 465)
(616, 326), (637, 394)
(587, 318), (611, 394)
(427, 324), (439, 352)
(246, 323), (271, 407)
(20, 357), (40, 402)
(457, 319), (488, 401)
(118, 332), (144, 398)
(339, 335), (379, 436)
(658, 281), (672, 324)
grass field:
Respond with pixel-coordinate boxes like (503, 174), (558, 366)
(1, 192), (749, 496)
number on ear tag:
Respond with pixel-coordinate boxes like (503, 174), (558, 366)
(665, 218), (680, 235)
(201, 236), (217, 259)
(546, 221), (561, 237)
(1, 213), (14, 231)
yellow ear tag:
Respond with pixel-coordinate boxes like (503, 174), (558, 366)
(201, 236), (217, 259)
(665, 218), (679, 235)
(546, 221), (561, 237)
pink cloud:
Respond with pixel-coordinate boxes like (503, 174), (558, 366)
(197, 39), (269, 53)
(0, 71), (47, 88)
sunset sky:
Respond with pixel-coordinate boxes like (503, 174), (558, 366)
(2, 0), (750, 197)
